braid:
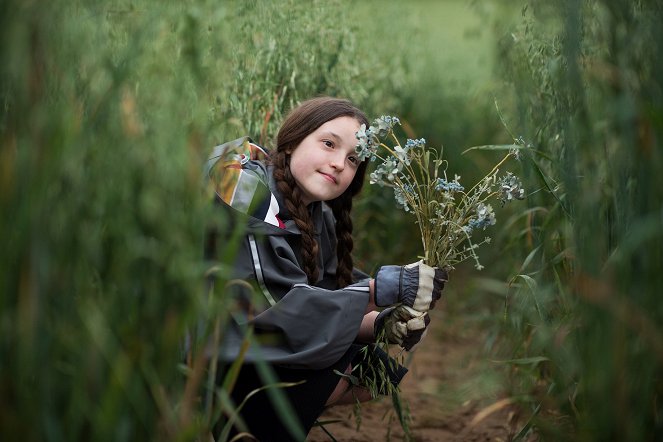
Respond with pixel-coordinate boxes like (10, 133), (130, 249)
(271, 96), (370, 287)
(329, 192), (355, 288)
(271, 150), (320, 284)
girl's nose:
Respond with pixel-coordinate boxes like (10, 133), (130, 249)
(330, 153), (345, 171)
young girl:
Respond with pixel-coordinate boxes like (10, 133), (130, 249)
(206, 97), (448, 441)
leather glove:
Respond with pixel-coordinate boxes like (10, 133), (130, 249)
(374, 305), (431, 351)
(374, 260), (448, 311)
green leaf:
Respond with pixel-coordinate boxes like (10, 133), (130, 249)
(512, 402), (542, 442)
(461, 144), (521, 154)
(218, 380), (305, 442)
(462, 144), (552, 161)
(253, 358), (307, 441)
(513, 274), (543, 320)
(518, 245), (542, 274)
(529, 157), (571, 218)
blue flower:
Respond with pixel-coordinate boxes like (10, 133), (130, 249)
(405, 138), (426, 150)
(435, 177), (464, 192)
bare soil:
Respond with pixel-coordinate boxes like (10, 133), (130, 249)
(307, 307), (528, 442)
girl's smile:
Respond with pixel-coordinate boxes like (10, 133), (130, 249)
(319, 172), (337, 184)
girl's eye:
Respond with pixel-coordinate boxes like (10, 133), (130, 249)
(323, 140), (334, 148)
(348, 156), (358, 165)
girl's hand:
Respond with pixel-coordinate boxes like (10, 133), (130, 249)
(374, 305), (431, 351)
(373, 260), (448, 311)
(399, 306), (430, 351)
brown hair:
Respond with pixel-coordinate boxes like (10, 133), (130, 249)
(271, 97), (369, 287)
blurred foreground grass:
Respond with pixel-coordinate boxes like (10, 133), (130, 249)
(1, 0), (662, 441)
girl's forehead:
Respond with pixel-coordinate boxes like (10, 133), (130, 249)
(314, 116), (361, 137)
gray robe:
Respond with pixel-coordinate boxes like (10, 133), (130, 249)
(208, 156), (370, 370)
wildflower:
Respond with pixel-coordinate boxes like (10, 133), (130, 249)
(393, 187), (409, 212)
(509, 145), (521, 161)
(498, 172), (525, 205)
(359, 110), (523, 270)
(467, 203), (496, 231)
(383, 157), (401, 182)
(371, 115), (400, 137)
(369, 170), (386, 186)
(477, 203), (496, 225)
(393, 184), (415, 212)
(435, 177), (464, 192)
(405, 138), (426, 150)
(393, 144), (411, 165)
(355, 124), (378, 161)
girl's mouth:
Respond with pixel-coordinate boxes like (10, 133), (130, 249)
(319, 172), (337, 184)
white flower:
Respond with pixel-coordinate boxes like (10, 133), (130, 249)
(467, 203), (496, 232)
(498, 172), (525, 205)
(393, 144), (411, 165)
(372, 115), (400, 137)
(355, 124), (378, 161)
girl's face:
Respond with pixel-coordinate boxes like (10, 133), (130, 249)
(287, 116), (362, 205)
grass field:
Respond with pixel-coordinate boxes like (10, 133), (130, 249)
(2, 0), (662, 440)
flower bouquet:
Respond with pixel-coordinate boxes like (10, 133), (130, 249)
(349, 117), (525, 438)
(356, 116), (525, 272)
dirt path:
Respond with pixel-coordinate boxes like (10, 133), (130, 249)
(307, 307), (525, 441)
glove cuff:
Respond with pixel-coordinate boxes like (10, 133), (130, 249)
(399, 264), (420, 308)
(403, 261), (438, 311)
(374, 266), (403, 307)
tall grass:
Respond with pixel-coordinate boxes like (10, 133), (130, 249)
(492, 0), (663, 439)
(1, 1), (223, 439)
(12, 0), (659, 440)
(0, 1), (414, 440)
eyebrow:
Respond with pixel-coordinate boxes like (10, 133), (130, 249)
(320, 131), (342, 142)
(319, 131), (358, 160)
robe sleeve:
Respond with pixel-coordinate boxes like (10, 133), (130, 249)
(217, 225), (371, 369)
(248, 281), (370, 369)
